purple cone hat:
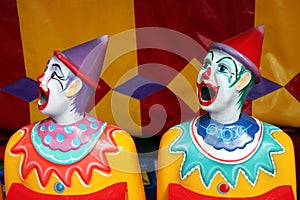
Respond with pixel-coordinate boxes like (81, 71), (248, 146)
(54, 35), (109, 90)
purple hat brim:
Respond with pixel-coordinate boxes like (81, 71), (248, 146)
(210, 42), (261, 83)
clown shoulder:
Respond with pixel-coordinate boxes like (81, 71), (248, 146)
(4, 35), (146, 200)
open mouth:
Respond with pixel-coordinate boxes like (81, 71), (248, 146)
(38, 86), (49, 110)
(197, 81), (219, 106)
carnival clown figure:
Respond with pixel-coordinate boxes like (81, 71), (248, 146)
(157, 25), (297, 199)
(4, 35), (145, 200)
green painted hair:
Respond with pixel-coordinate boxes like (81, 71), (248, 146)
(229, 66), (255, 109)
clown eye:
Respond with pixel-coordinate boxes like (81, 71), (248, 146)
(54, 68), (63, 78)
(202, 60), (211, 70)
(217, 64), (230, 73)
(217, 64), (235, 78)
(51, 71), (58, 79)
(51, 64), (66, 80)
(51, 71), (66, 81)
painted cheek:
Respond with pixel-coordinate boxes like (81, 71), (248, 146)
(202, 67), (211, 80)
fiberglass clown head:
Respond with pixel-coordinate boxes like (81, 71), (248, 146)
(37, 35), (108, 124)
(197, 25), (264, 124)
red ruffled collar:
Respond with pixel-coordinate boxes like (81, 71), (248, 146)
(11, 122), (120, 187)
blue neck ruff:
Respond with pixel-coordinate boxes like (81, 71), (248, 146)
(196, 113), (259, 151)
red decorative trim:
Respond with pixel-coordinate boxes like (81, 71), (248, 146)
(6, 182), (127, 200)
(169, 183), (295, 200)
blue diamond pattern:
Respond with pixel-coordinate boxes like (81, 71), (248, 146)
(114, 75), (165, 100)
(2, 77), (38, 102)
(247, 77), (282, 100)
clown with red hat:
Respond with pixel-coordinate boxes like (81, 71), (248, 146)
(5, 35), (145, 200)
(157, 26), (297, 199)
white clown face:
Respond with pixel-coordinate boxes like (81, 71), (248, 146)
(197, 49), (244, 114)
(37, 55), (73, 117)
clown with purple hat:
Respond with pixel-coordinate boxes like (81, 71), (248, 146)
(157, 26), (297, 199)
(4, 35), (145, 199)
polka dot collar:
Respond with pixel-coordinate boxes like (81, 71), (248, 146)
(37, 113), (104, 152)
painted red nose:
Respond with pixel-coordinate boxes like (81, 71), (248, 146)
(202, 67), (211, 79)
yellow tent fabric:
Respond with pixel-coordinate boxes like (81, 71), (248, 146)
(14, 0), (299, 137)
(17, 0), (139, 127)
(255, 0), (300, 127)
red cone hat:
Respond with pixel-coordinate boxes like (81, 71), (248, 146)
(210, 25), (265, 83)
(54, 35), (109, 90)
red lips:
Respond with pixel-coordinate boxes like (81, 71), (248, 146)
(197, 81), (219, 106)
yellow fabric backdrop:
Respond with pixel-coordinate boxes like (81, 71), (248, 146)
(255, 0), (300, 127)
(16, 0), (300, 135)
(16, 0), (139, 127)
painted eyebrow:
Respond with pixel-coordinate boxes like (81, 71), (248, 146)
(216, 56), (238, 79)
(52, 63), (65, 78)
(208, 50), (214, 60)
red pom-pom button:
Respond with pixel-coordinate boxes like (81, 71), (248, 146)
(217, 182), (230, 194)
